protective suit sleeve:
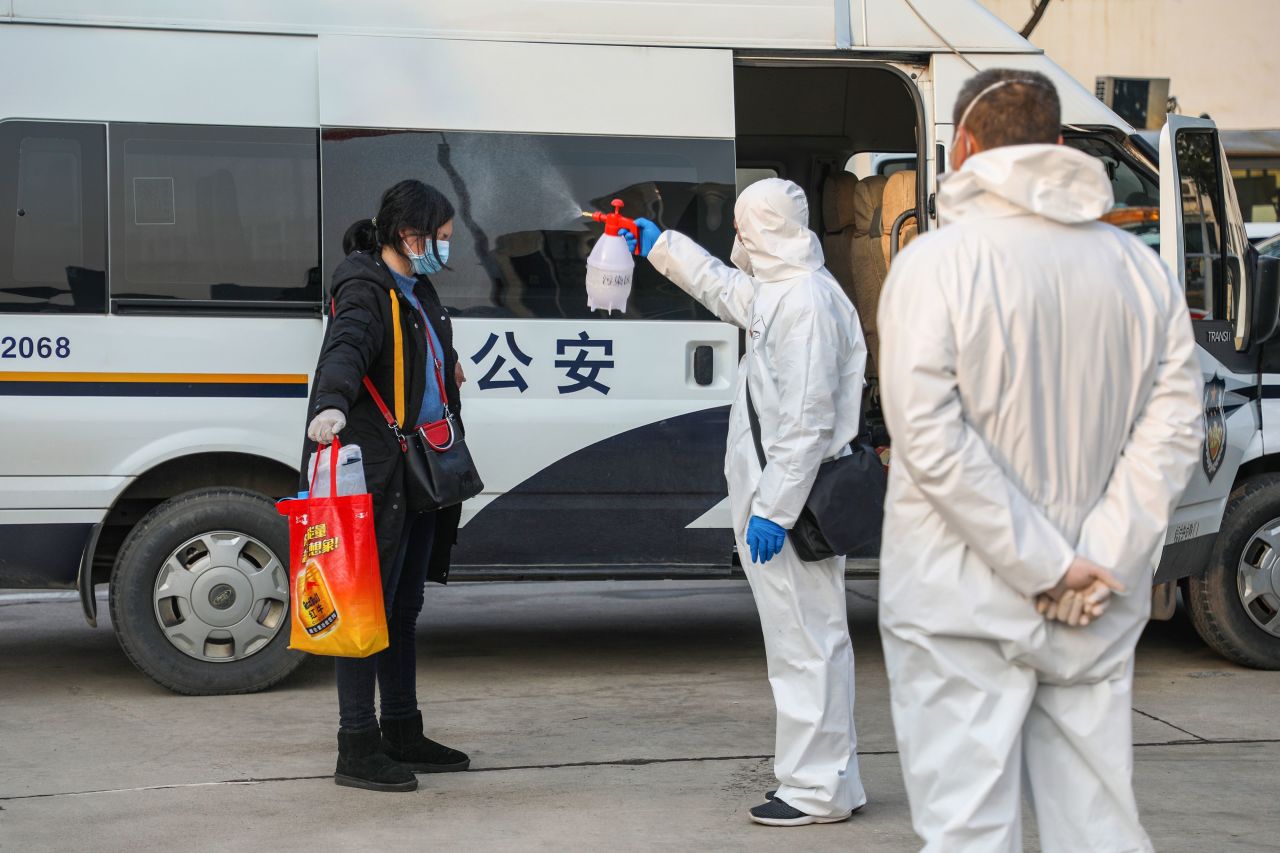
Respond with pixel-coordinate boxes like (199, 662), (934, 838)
(1072, 271), (1202, 586)
(750, 299), (846, 528)
(878, 253), (1074, 597)
(647, 230), (754, 329)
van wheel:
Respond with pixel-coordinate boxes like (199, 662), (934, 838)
(109, 488), (304, 694)
(1187, 475), (1280, 670)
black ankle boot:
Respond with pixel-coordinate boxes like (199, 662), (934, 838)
(335, 726), (418, 792)
(381, 711), (471, 773)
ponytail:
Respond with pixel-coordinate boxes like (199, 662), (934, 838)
(343, 219), (379, 255)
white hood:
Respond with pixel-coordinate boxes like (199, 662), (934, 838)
(735, 178), (825, 283)
(878, 138), (1203, 683)
(937, 144), (1114, 225)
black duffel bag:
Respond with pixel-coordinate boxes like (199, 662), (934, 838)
(746, 385), (886, 561)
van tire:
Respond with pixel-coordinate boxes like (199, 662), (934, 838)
(1187, 475), (1280, 670)
(109, 488), (304, 695)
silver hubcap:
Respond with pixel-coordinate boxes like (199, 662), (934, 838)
(1237, 518), (1280, 638)
(152, 531), (288, 662)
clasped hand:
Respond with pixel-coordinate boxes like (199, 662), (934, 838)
(1035, 556), (1126, 627)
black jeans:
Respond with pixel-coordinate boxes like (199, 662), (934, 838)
(335, 510), (437, 731)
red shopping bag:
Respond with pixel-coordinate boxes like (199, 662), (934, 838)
(277, 439), (387, 657)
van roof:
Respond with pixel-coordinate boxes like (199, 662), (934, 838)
(4, 0), (1037, 53)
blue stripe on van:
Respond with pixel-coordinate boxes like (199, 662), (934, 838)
(0, 381), (308, 398)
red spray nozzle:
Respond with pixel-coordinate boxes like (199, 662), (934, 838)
(589, 198), (640, 255)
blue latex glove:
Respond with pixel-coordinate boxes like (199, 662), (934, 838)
(620, 217), (663, 258)
(745, 516), (787, 564)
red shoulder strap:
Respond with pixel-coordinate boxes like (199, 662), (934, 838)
(329, 292), (407, 450)
(404, 290), (450, 411)
(362, 376), (396, 428)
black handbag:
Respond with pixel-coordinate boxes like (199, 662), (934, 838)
(746, 384), (886, 562)
(364, 380), (484, 513)
(408, 410), (484, 512)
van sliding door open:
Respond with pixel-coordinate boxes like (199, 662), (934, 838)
(732, 59), (925, 553)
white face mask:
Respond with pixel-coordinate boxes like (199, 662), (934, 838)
(731, 235), (754, 275)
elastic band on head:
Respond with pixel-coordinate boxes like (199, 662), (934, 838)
(957, 78), (1045, 130)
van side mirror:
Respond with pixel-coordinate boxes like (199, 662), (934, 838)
(1250, 255), (1280, 346)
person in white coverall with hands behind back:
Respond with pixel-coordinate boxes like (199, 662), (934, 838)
(877, 68), (1203, 852)
(624, 178), (869, 827)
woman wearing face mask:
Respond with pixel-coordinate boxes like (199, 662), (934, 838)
(301, 179), (470, 793)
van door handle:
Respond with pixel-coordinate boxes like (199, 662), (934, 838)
(694, 345), (714, 386)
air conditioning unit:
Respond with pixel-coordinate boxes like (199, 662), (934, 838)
(1096, 76), (1171, 130)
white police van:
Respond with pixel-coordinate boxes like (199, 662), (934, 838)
(2, 0), (1276, 693)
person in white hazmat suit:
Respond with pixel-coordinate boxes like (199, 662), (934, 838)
(877, 69), (1203, 852)
(623, 178), (868, 827)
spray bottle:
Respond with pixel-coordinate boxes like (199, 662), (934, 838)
(583, 199), (640, 313)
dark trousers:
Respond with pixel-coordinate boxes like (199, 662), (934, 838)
(335, 510), (437, 731)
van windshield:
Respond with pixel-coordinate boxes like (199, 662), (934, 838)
(1065, 136), (1160, 252)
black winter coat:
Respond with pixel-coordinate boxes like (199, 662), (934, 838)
(299, 250), (463, 587)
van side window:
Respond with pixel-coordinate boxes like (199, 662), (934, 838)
(322, 129), (735, 320)
(108, 124), (320, 310)
(0, 121), (107, 313)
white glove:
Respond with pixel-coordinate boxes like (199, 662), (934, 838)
(307, 408), (346, 445)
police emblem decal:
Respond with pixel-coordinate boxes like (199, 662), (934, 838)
(1203, 376), (1227, 481)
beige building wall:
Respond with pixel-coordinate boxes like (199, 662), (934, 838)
(978, 0), (1280, 130)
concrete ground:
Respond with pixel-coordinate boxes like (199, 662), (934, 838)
(0, 580), (1276, 852)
